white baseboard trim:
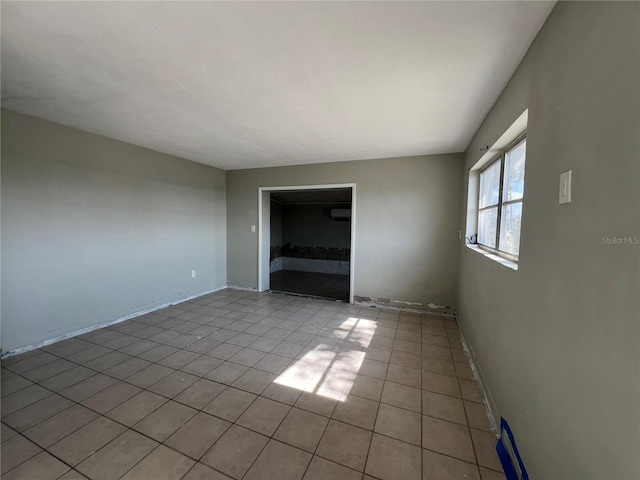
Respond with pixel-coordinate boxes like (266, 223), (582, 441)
(457, 320), (500, 436)
(1, 285), (228, 359)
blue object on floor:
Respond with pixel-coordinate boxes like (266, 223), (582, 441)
(496, 417), (529, 480)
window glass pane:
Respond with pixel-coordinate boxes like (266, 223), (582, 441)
(479, 160), (501, 208)
(478, 207), (498, 248)
(503, 138), (526, 202)
(499, 202), (523, 256)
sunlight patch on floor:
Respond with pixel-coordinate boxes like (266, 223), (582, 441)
(274, 317), (376, 401)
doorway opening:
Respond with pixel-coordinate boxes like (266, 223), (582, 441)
(258, 184), (355, 303)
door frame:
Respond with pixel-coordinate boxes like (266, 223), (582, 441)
(257, 183), (356, 304)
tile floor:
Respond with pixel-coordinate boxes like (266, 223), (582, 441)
(1, 288), (506, 480)
(270, 270), (350, 302)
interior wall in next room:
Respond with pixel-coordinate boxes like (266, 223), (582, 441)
(282, 204), (351, 249)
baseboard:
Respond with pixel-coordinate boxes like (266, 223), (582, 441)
(1, 285), (228, 359)
(456, 319), (500, 435)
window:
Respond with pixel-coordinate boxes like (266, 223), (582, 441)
(477, 136), (526, 259)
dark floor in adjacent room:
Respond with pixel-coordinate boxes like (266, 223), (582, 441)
(270, 270), (350, 302)
(1, 288), (505, 480)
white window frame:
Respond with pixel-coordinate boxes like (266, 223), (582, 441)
(477, 134), (527, 262)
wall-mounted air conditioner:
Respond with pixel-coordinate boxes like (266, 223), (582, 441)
(331, 208), (351, 221)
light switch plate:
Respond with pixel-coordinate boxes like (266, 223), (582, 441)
(559, 170), (572, 204)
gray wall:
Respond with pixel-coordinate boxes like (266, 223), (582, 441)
(227, 154), (463, 307)
(282, 204), (351, 249)
(1, 109), (227, 353)
(458, 2), (639, 478)
(270, 199), (283, 247)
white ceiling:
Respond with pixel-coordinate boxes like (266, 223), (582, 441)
(1, 1), (554, 170)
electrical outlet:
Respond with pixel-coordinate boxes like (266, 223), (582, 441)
(191, 270), (196, 278)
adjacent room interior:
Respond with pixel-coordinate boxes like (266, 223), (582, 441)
(1, 2), (638, 480)
(268, 188), (353, 302)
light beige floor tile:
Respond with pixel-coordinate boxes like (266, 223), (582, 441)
(374, 403), (421, 445)
(60, 374), (118, 402)
(207, 343), (243, 361)
(423, 390), (467, 425)
(0, 435), (42, 474)
(181, 462), (232, 480)
(390, 351), (422, 369)
(381, 381), (422, 413)
(24, 404), (98, 447)
(359, 359), (388, 379)
(422, 415), (475, 464)
(67, 345), (112, 364)
(57, 469), (90, 480)
(274, 407), (329, 452)
(133, 400), (197, 442)
(261, 382), (303, 405)
(1, 423), (18, 441)
(244, 439), (311, 480)
(103, 357), (151, 380)
(158, 350), (201, 369)
(203, 387), (256, 422)
(125, 364), (174, 388)
(422, 356), (456, 376)
(386, 364), (422, 388)
(393, 339), (422, 355)
(3, 394), (74, 432)
(76, 429), (158, 480)
(303, 456), (362, 480)
(422, 333), (450, 347)
(231, 368), (277, 394)
(459, 379), (483, 403)
(180, 355), (223, 377)
(464, 400), (492, 431)
(85, 351), (131, 372)
(294, 391), (338, 417)
(2, 451), (70, 480)
(254, 353), (292, 374)
(332, 394), (378, 430)
(480, 466), (507, 480)
(174, 379), (226, 410)
(365, 433), (421, 480)
(165, 412), (231, 460)
(201, 425), (268, 479)
(1, 384), (52, 416)
(138, 344), (178, 363)
(5, 351), (58, 374)
(21, 358), (76, 382)
(350, 374), (384, 401)
(422, 371), (461, 397)
(236, 397), (290, 436)
(423, 448), (481, 479)
(455, 361), (475, 380)
(81, 381), (141, 413)
(105, 390), (167, 426)
(40, 366), (95, 392)
(148, 370), (199, 398)
(48, 416), (126, 466)
(205, 362), (249, 385)
(316, 419), (372, 471)
(1, 370), (33, 397)
(119, 445), (194, 480)
(471, 428), (503, 471)
(422, 344), (453, 360)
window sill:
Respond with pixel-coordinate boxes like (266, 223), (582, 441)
(466, 244), (519, 270)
